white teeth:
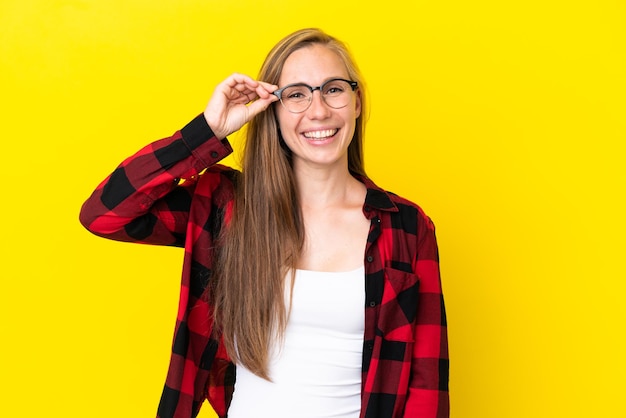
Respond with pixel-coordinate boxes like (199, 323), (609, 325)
(303, 129), (337, 139)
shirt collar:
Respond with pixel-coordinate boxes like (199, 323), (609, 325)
(355, 175), (399, 213)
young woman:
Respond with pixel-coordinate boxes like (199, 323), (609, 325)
(80, 28), (449, 418)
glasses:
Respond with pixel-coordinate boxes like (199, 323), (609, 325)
(273, 78), (358, 113)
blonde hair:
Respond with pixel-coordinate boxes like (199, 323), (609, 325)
(212, 28), (367, 379)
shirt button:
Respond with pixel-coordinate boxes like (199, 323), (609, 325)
(369, 301), (376, 307)
(210, 151), (219, 158)
(366, 255), (373, 263)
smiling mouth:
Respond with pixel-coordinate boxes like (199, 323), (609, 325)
(302, 129), (338, 140)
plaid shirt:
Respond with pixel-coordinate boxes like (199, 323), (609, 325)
(80, 115), (449, 418)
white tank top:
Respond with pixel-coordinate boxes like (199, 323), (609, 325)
(228, 266), (365, 418)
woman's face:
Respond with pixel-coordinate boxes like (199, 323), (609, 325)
(275, 44), (361, 172)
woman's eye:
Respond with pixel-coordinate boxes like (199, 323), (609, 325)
(283, 87), (309, 100)
(324, 85), (345, 95)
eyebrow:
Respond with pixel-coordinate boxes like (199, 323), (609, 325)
(278, 76), (350, 87)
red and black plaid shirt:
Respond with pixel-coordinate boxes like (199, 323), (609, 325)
(80, 115), (449, 418)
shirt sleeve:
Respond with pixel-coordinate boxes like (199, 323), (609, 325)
(79, 114), (233, 246)
(404, 213), (450, 418)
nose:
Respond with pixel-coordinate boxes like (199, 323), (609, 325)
(306, 89), (332, 119)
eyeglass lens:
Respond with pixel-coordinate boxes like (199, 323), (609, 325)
(279, 79), (355, 113)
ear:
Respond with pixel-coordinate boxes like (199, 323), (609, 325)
(354, 88), (362, 119)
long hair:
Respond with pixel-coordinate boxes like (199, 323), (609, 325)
(212, 28), (367, 379)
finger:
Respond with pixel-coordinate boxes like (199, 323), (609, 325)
(258, 81), (278, 92)
(225, 72), (257, 85)
(255, 82), (279, 100)
(225, 73), (260, 93)
(246, 95), (278, 118)
(238, 90), (257, 104)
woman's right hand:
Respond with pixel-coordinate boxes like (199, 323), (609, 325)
(204, 73), (279, 140)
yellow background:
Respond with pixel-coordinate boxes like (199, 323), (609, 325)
(1, 0), (624, 417)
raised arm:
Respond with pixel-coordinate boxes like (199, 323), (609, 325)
(79, 74), (279, 246)
(79, 116), (233, 246)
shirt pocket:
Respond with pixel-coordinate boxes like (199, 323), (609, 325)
(377, 267), (420, 342)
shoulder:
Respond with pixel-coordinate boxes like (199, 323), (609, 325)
(372, 185), (440, 265)
(361, 176), (435, 233)
(387, 190), (434, 226)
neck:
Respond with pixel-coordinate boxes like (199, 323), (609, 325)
(293, 159), (362, 209)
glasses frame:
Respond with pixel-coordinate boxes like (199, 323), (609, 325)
(273, 78), (358, 113)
